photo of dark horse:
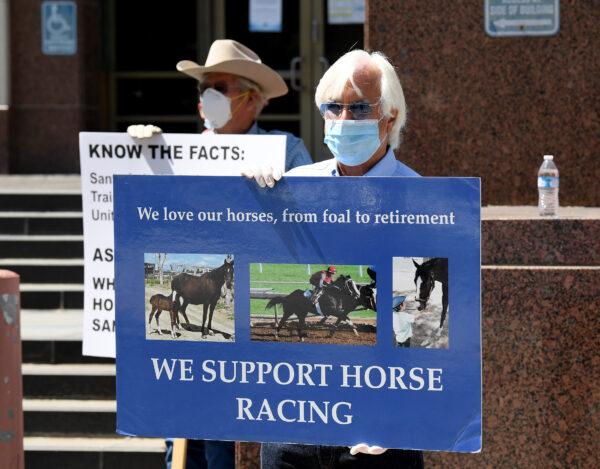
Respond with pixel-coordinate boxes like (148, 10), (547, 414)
(265, 275), (362, 341)
(148, 293), (181, 339)
(171, 257), (234, 338)
(413, 258), (448, 328)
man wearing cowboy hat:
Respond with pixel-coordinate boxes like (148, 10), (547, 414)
(128, 39), (312, 183)
(144, 40), (311, 469)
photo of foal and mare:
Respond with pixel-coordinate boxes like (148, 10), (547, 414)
(250, 263), (377, 345)
(144, 253), (234, 342)
(392, 257), (449, 349)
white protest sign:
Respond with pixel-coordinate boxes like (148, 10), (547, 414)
(79, 132), (286, 357)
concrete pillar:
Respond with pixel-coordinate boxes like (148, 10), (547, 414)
(0, 270), (23, 469)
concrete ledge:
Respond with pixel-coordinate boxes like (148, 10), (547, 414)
(21, 310), (83, 341)
(0, 258), (84, 266)
(23, 399), (116, 412)
(0, 234), (83, 241)
(0, 211), (82, 218)
(22, 363), (115, 376)
(21, 283), (84, 292)
(482, 206), (600, 265)
(482, 206), (600, 220)
(24, 436), (165, 453)
(0, 175), (81, 194)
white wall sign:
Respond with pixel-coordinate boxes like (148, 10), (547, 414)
(249, 0), (282, 32)
(42, 1), (77, 55)
(328, 0), (365, 25)
(79, 132), (286, 357)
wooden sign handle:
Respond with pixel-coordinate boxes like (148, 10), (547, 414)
(171, 438), (188, 469)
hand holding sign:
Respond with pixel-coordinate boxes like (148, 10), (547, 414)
(349, 444), (387, 456)
(241, 165), (282, 188)
(127, 124), (163, 139)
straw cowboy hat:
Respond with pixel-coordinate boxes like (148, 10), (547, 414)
(176, 39), (288, 99)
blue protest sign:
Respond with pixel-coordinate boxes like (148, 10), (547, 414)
(114, 175), (481, 452)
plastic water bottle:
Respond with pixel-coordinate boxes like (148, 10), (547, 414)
(538, 155), (559, 216)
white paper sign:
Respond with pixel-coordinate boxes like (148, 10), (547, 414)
(328, 0), (365, 25)
(249, 0), (282, 32)
(79, 132), (286, 357)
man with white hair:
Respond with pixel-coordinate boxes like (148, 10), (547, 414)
(128, 39), (312, 175)
(258, 50), (423, 468)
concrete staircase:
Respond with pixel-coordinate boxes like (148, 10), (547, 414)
(0, 176), (165, 469)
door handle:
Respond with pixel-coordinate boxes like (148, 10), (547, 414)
(318, 56), (330, 73)
(290, 56), (302, 91)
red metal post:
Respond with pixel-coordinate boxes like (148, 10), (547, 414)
(0, 270), (23, 469)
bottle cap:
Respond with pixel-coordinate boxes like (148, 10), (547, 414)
(543, 155), (554, 160)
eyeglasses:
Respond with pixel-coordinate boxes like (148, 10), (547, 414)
(319, 101), (380, 120)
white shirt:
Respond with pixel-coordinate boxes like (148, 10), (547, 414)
(393, 310), (415, 344)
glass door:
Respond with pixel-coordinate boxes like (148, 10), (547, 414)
(109, 0), (215, 133)
(219, 0), (308, 147)
(109, 1), (363, 161)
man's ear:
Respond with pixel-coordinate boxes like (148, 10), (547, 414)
(197, 101), (205, 119)
(386, 108), (398, 133)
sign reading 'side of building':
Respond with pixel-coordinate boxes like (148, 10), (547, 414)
(485, 0), (559, 37)
(113, 175), (482, 451)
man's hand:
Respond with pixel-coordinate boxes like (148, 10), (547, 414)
(349, 444), (387, 456)
(241, 166), (282, 189)
(127, 124), (162, 139)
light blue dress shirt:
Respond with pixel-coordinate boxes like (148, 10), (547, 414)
(285, 146), (420, 177)
(247, 122), (313, 172)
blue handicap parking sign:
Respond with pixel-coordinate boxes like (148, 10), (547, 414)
(42, 1), (77, 55)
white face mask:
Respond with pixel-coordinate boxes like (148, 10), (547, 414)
(200, 88), (232, 130)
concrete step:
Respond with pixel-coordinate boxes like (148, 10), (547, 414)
(24, 399), (117, 436)
(0, 234), (83, 258)
(22, 363), (116, 376)
(0, 193), (82, 212)
(22, 341), (113, 365)
(0, 176), (82, 212)
(0, 175), (81, 194)
(24, 435), (164, 452)
(22, 364), (116, 400)
(25, 436), (165, 469)
(0, 211), (83, 235)
(21, 283), (84, 292)
(0, 258), (83, 284)
(21, 290), (83, 310)
(21, 309), (83, 341)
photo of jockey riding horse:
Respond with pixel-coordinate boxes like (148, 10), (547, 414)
(250, 263), (377, 345)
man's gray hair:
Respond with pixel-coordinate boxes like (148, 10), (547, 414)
(315, 50), (407, 150)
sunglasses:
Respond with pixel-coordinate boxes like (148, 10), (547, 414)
(199, 81), (244, 95)
(319, 101), (380, 120)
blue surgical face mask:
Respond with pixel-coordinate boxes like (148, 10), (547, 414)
(323, 119), (383, 166)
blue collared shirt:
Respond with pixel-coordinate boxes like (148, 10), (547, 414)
(285, 146), (420, 177)
(247, 123), (312, 172)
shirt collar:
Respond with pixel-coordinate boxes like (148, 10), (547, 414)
(246, 122), (260, 135)
(331, 147), (397, 177)
(204, 121), (259, 135)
